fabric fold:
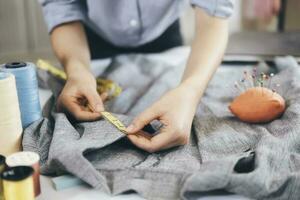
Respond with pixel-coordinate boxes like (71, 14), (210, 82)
(23, 49), (300, 199)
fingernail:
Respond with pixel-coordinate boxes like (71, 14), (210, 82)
(126, 124), (135, 132)
(95, 104), (103, 112)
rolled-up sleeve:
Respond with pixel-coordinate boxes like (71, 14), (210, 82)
(190, 0), (234, 18)
(39, 0), (86, 33)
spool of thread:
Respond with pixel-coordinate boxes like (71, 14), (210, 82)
(0, 155), (5, 200)
(6, 151), (41, 197)
(1, 62), (41, 128)
(1, 166), (35, 200)
(0, 72), (22, 156)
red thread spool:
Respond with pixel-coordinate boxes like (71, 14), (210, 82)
(5, 151), (41, 197)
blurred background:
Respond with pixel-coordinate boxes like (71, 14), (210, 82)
(0, 0), (300, 64)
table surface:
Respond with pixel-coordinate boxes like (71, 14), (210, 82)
(227, 31), (300, 57)
(225, 31), (300, 63)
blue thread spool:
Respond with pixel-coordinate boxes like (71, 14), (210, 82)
(2, 62), (41, 128)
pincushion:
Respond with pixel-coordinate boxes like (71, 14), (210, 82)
(229, 87), (285, 123)
(229, 67), (286, 123)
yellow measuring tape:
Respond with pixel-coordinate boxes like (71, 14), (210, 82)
(100, 111), (152, 139)
(87, 104), (152, 139)
(36, 59), (122, 99)
(100, 111), (127, 134)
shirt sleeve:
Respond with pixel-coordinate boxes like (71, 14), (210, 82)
(39, 0), (87, 33)
(190, 0), (234, 18)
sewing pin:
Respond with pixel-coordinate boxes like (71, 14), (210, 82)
(244, 71), (254, 88)
(264, 74), (269, 85)
(234, 81), (243, 93)
(252, 67), (258, 87)
(271, 88), (276, 97)
(268, 73), (274, 89)
(243, 71), (249, 88)
(240, 78), (248, 91)
(259, 80), (264, 95)
(275, 83), (281, 94)
(251, 75), (256, 87)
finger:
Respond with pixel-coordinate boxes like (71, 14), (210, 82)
(127, 134), (159, 153)
(84, 89), (104, 113)
(126, 106), (160, 134)
(149, 128), (182, 151)
(73, 109), (102, 121)
(100, 92), (108, 102)
(127, 127), (179, 153)
(62, 97), (101, 121)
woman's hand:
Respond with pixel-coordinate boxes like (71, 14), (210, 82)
(57, 66), (107, 121)
(126, 7), (228, 153)
(126, 85), (199, 153)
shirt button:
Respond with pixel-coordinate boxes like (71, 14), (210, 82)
(129, 19), (138, 27)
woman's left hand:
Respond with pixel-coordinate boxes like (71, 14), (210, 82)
(126, 84), (199, 153)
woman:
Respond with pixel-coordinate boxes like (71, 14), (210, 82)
(40, 0), (233, 152)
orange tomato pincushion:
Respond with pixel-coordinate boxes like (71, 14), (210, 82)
(229, 87), (286, 123)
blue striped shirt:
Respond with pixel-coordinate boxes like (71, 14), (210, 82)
(40, 0), (233, 47)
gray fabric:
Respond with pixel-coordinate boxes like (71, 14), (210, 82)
(23, 47), (300, 200)
(39, 0), (233, 47)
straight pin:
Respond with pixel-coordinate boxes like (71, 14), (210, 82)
(244, 71), (254, 88)
(234, 81), (243, 93)
(252, 67), (258, 87)
(268, 73), (274, 89)
(240, 79), (248, 91)
(271, 89), (276, 97)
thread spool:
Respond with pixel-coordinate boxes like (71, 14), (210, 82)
(0, 155), (5, 200)
(0, 72), (22, 156)
(1, 62), (42, 128)
(1, 166), (35, 200)
(6, 152), (41, 197)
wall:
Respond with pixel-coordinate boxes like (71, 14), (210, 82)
(1, 0), (299, 63)
(0, 0), (53, 63)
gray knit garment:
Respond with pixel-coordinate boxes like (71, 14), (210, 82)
(23, 48), (300, 200)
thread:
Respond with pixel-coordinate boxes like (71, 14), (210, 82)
(2, 62), (42, 128)
(0, 72), (22, 156)
(1, 166), (35, 200)
(6, 152), (40, 197)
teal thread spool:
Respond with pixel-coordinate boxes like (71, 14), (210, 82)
(2, 62), (42, 128)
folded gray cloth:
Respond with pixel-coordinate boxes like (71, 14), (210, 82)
(23, 48), (300, 200)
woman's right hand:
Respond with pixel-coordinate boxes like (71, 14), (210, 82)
(57, 66), (106, 121)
